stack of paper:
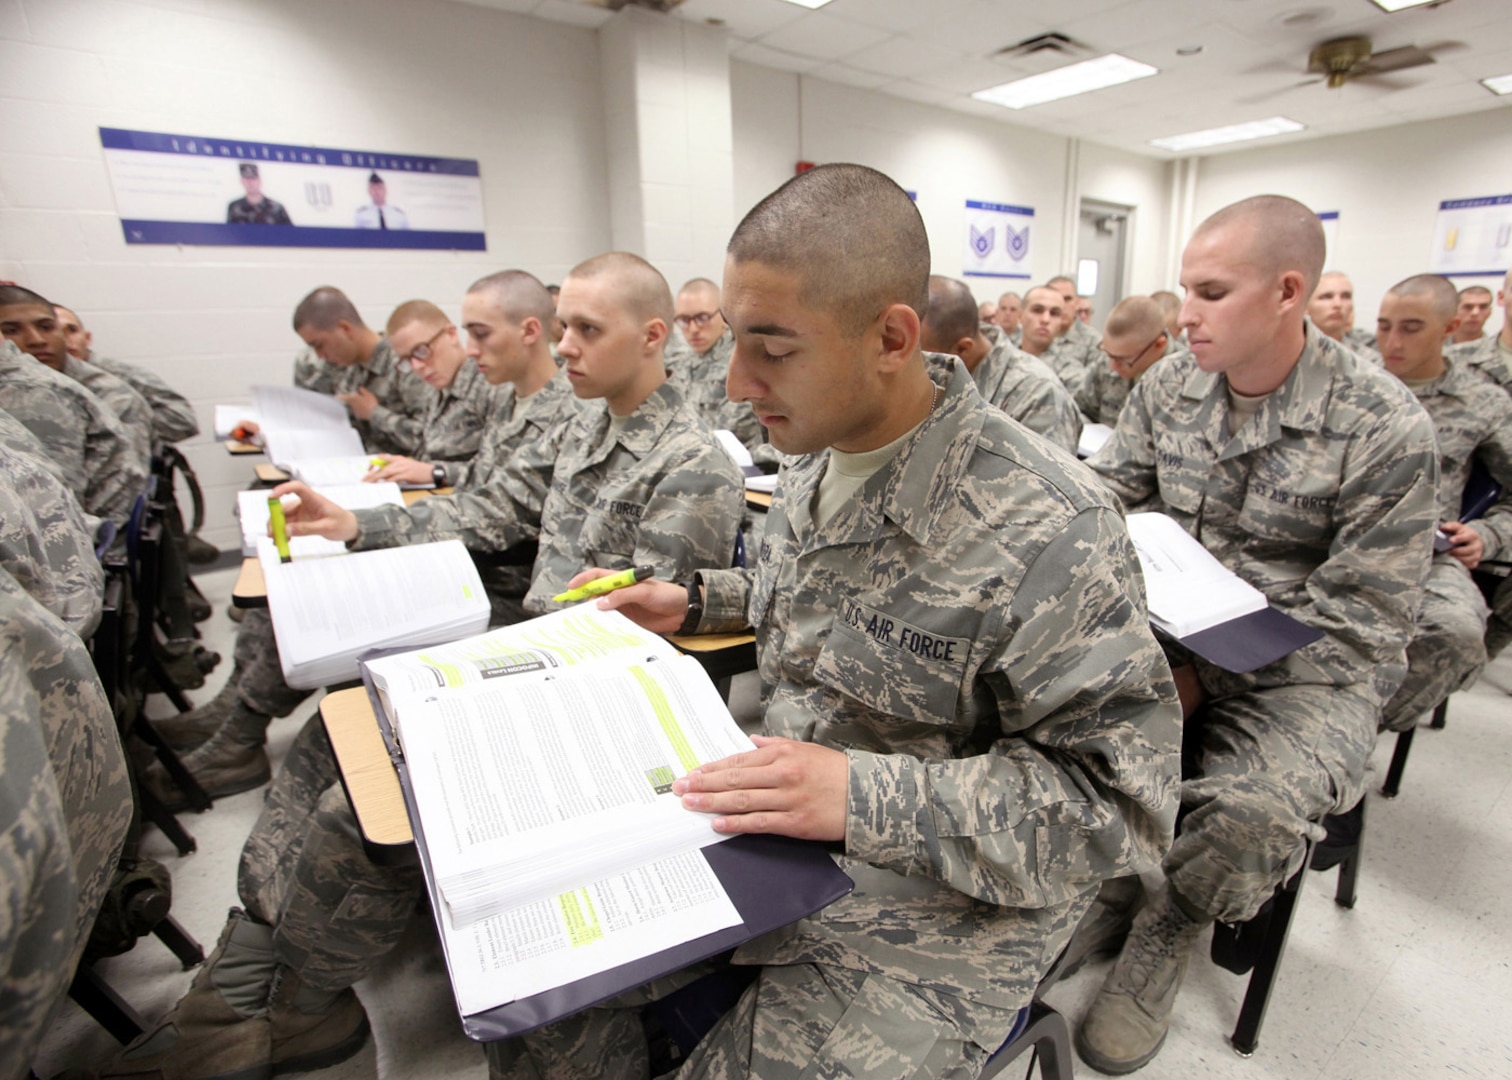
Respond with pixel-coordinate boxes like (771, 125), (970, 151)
(214, 404), (259, 440)
(259, 538), (490, 690)
(251, 385), (366, 473)
(236, 483), (404, 557)
(1125, 512), (1268, 638)
(1078, 422), (1114, 458)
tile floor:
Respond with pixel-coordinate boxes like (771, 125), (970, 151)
(34, 564), (1512, 1078)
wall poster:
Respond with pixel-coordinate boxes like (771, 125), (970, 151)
(99, 127), (486, 250)
(963, 200), (1033, 280)
(1429, 194), (1512, 277)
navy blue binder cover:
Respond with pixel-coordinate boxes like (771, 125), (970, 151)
(1174, 605), (1323, 673)
(356, 665), (853, 1041)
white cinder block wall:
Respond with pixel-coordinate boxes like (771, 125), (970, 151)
(0, 0), (611, 551)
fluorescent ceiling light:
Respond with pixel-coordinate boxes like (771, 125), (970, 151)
(1150, 116), (1305, 153)
(777, 0), (835, 9)
(972, 54), (1158, 110)
(1368, 0), (1440, 11)
(1482, 74), (1512, 96)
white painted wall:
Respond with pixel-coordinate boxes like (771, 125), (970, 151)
(0, 0), (609, 549)
(1192, 108), (1512, 337)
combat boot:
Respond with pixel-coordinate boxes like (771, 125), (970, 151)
(154, 678), (241, 751)
(265, 965), (371, 1073)
(57, 908), (275, 1080)
(144, 700), (272, 811)
(1048, 875), (1146, 984)
(1075, 887), (1206, 1075)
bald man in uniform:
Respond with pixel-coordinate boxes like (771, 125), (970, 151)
(1077, 296), (1179, 427)
(668, 276), (764, 453)
(1308, 271), (1382, 363)
(921, 274), (1081, 454)
(1079, 196), (1437, 1074)
(485, 165), (1178, 1080)
(1449, 284), (1494, 348)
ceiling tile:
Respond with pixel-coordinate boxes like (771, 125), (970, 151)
(730, 41), (823, 75)
(818, 65), (893, 91)
(674, 0), (809, 40)
(531, 0), (613, 30)
(838, 34), (971, 79)
(817, 0), (960, 35)
(756, 10), (894, 62)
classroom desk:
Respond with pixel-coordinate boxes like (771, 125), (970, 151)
(224, 439), (263, 455)
(745, 489), (772, 511)
(320, 687), (414, 848)
(254, 463), (290, 485)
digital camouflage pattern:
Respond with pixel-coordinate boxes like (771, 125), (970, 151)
(1448, 333), (1512, 390)
(226, 196), (292, 225)
(351, 379), (744, 615)
(699, 358), (1179, 1005)
(667, 327), (765, 454)
(90, 353), (200, 444)
(0, 413), (104, 637)
(1381, 355), (1512, 731)
(62, 353), (154, 464)
(1042, 331), (1100, 398)
(1088, 323), (1438, 920)
(1073, 342), (1191, 428)
(0, 339), (147, 527)
(417, 358), (506, 485)
(331, 337), (435, 456)
(0, 566), (131, 1073)
(291, 346), (340, 395)
(958, 328), (1081, 454)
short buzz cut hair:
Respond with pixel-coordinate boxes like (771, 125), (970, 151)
(466, 269), (556, 328)
(922, 275), (981, 348)
(292, 286), (366, 333)
(0, 284), (56, 315)
(566, 252), (675, 327)
(1104, 296), (1165, 342)
(1388, 273), (1460, 322)
(1045, 275), (1076, 292)
(1192, 195), (1326, 297)
(727, 163), (929, 336)
(1458, 284), (1493, 300)
(385, 299), (449, 337)
(679, 277), (719, 296)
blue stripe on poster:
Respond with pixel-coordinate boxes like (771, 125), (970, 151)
(119, 220), (487, 250)
(962, 271), (1033, 279)
(100, 127), (480, 176)
(966, 200), (1034, 217)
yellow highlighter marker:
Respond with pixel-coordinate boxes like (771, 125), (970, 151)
(267, 495), (292, 564)
(553, 565), (653, 604)
(368, 456), (389, 471)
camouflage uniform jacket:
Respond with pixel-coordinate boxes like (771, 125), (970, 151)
(1449, 333), (1512, 392)
(1343, 326), (1380, 360)
(416, 359), (503, 484)
(292, 346), (340, 394)
(1074, 342), (1191, 427)
(226, 196), (292, 225)
(352, 379), (745, 615)
(0, 341), (147, 527)
(695, 357), (1181, 1009)
(446, 369), (578, 491)
(1042, 333), (1099, 397)
(332, 338), (434, 456)
(0, 413), (104, 637)
(1088, 323), (1439, 707)
(668, 327), (766, 455)
(966, 327), (1081, 454)
(0, 566), (131, 1070)
(1409, 355), (1512, 563)
(90, 352), (200, 443)
(61, 353), (154, 463)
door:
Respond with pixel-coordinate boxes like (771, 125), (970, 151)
(1077, 200), (1130, 332)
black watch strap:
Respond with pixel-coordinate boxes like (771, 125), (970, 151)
(677, 576), (704, 635)
(432, 464), (446, 487)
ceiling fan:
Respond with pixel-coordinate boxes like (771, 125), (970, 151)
(1238, 35), (1463, 103)
(583, 0), (687, 12)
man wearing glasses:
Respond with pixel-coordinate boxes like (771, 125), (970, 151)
(669, 277), (765, 453)
(362, 301), (503, 489)
(1077, 296), (1179, 426)
(293, 286), (435, 456)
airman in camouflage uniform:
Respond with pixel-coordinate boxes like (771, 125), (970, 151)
(0, 338), (146, 528)
(920, 276), (1080, 454)
(1075, 295), (1185, 427)
(1078, 197), (1437, 1074)
(74, 257), (746, 1080)
(1309, 271), (1383, 364)
(0, 413), (104, 637)
(59, 353), (155, 463)
(53, 304), (199, 446)
(0, 565), (131, 1075)
(291, 345), (340, 395)
(488, 166), (1179, 1080)
(1373, 276), (1512, 731)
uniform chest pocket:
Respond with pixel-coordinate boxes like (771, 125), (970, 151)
(579, 498), (645, 564)
(1239, 453), (1337, 545)
(812, 604), (967, 725)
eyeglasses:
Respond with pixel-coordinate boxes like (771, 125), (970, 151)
(401, 326), (449, 366)
(1100, 335), (1163, 371)
(675, 311), (718, 329)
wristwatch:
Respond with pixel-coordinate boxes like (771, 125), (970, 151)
(431, 464), (446, 488)
(677, 575), (704, 635)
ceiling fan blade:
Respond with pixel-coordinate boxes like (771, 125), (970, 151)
(1348, 72), (1424, 92)
(1235, 77), (1321, 105)
(1364, 45), (1435, 74)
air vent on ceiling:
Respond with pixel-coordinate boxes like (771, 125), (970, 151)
(992, 32), (1092, 60)
(599, 0), (686, 12)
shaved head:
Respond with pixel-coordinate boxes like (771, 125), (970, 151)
(679, 277), (720, 301)
(922, 275), (980, 351)
(1192, 195), (1326, 297)
(1458, 285), (1491, 302)
(466, 269), (555, 327)
(1387, 274), (1459, 322)
(1104, 296), (1165, 341)
(727, 163), (928, 336)
(292, 286), (365, 332)
(0, 284), (54, 314)
(566, 252), (673, 327)
(385, 299), (447, 337)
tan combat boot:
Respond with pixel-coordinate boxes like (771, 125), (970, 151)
(1049, 875), (1146, 984)
(57, 909), (275, 1080)
(1075, 887), (1206, 1075)
(143, 701), (272, 811)
(153, 678), (241, 751)
(265, 965), (371, 1073)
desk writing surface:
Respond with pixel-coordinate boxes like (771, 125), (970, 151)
(746, 491), (772, 510)
(232, 558), (267, 608)
(320, 687), (413, 846)
(224, 439), (262, 455)
(402, 486), (452, 505)
(668, 632), (756, 653)
(254, 463), (290, 484)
